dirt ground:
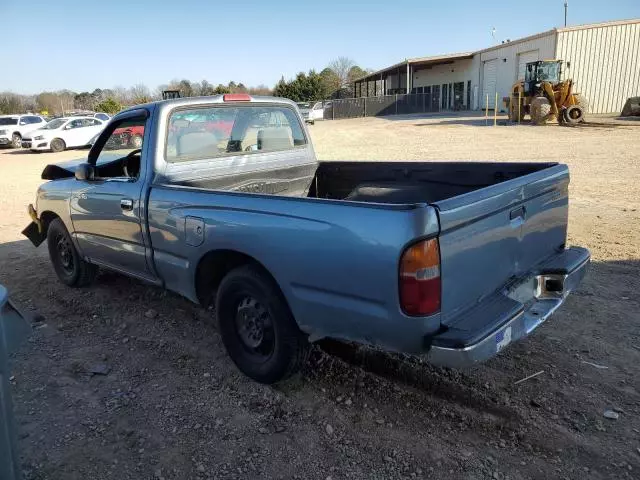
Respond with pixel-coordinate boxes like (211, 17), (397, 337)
(1, 113), (639, 480)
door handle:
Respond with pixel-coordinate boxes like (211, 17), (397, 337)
(509, 205), (526, 220)
(120, 198), (134, 211)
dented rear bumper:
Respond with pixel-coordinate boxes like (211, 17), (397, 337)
(425, 247), (590, 368)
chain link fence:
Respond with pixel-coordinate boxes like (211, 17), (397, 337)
(323, 93), (452, 120)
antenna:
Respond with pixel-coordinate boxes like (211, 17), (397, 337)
(564, 1), (568, 26)
(491, 26), (497, 43)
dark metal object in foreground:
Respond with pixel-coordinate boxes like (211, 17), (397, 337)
(0, 285), (31, 480)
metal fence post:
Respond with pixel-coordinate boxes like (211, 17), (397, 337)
(363, 98), (367, 118)
(422, 93), (425, 113)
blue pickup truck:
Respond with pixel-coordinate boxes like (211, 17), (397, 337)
(23, 95), (589, 383)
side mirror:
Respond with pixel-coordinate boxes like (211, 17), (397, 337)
(75, 163), (95, 181)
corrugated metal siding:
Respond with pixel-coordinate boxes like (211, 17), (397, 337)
(478, 33), (557, 111)
(557, 22), (640, 113)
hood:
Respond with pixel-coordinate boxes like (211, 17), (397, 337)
(23, 127), (52, 138)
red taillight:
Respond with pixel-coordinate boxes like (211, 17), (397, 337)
(399, 239), (441, 316)
(223, 94), (251, 102)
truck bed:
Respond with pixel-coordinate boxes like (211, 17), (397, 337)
(309, 161), (558, 205)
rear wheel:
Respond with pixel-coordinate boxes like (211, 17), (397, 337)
(530, 96), (552, 125)
(573, 94), (588, 122)
(47, 218), (98, 287)
(50, 138), (66, 153)
(509, 98), (524, 122)
(563, 105), (584, 124)
(216, 264), (309, 384)
(11, 133), (21, 148)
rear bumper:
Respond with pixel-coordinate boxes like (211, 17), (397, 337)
(425, 247), (590, 368)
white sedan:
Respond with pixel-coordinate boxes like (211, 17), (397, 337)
(22, 117), (106, 152)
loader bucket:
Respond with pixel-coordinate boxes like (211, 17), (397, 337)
(621, 97), (640, 117)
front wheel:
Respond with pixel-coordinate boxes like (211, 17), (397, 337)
(11, 133), (21, 148)
(530, 96), (552, 125)
(47, 218), (98, 287)
(216, 265), (309, 384)
(50, 138), (66, 153)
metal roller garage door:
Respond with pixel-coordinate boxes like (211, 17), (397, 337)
(517, 50), (539, 81)
(482, 59), (498, 108)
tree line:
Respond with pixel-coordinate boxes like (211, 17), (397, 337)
(0, 80), (272, 115)
(274, 57), (368, 102)
(0, 57), (369, 115)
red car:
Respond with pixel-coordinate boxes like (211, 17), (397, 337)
(111, 125), (145, 148)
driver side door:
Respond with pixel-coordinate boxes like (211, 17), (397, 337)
(69, 112), (153, 281)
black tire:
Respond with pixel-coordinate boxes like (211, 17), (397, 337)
(563, 105), (584, 124)
(573, 93), (589, 115)
(129, 134), (143, 149)
(11, 133), (21, 148)
(47, 218), (98, 287)
(508, 99), (524, 122)
(216, 264), (309, 384)
(50, 138), (66, 153)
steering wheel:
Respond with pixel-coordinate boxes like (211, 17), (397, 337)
(122, 149), (142, 178)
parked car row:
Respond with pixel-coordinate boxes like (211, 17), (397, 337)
(0, 112), (111, 153)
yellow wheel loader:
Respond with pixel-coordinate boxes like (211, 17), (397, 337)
(505, 60), (587, 125)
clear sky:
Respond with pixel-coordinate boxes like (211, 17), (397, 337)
(3, 0), (639, 94)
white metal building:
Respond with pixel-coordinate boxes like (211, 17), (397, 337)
(353, 18), (640, 114)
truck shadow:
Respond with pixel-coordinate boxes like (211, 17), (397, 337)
(2, 238), (638, 422)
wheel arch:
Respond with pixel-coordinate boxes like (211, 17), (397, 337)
(194, 249), (286, 309)
(39, 210), (61, 233)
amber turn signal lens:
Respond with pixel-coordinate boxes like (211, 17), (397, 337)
(399, 239), (441, 316)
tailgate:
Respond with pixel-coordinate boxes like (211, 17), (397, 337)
(434, 164), (569, 324)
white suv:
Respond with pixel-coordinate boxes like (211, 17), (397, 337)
(0, 114), (47, 148)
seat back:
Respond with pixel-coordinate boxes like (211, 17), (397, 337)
(257, 127), (293, 151)
(177, 131), (219, 157)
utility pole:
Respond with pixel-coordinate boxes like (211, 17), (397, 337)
(564, 1), (568, 27)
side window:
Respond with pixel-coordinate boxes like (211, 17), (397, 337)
(93, 117), (147, 179)
(66, 119), (83, 129)
(166, 105), (306, 163)
(81, 118), (101, 127)
(19, 117), (28, 125)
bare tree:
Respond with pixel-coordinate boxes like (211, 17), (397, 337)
(110, 86), (130, 105)
(129, 84), (152, 104)
(328, 57), (356, 91)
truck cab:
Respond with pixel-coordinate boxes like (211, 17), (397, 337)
(24, 95), (589, 384)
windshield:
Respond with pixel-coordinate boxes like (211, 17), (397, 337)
(536, 62), (561, 82)
(0, 117), (18, 126)
(41, 119), (67, 130)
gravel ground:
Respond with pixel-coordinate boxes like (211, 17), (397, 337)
(1, 113), (640, 480)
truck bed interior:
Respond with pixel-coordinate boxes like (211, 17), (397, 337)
(308, 162), (558, 204)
